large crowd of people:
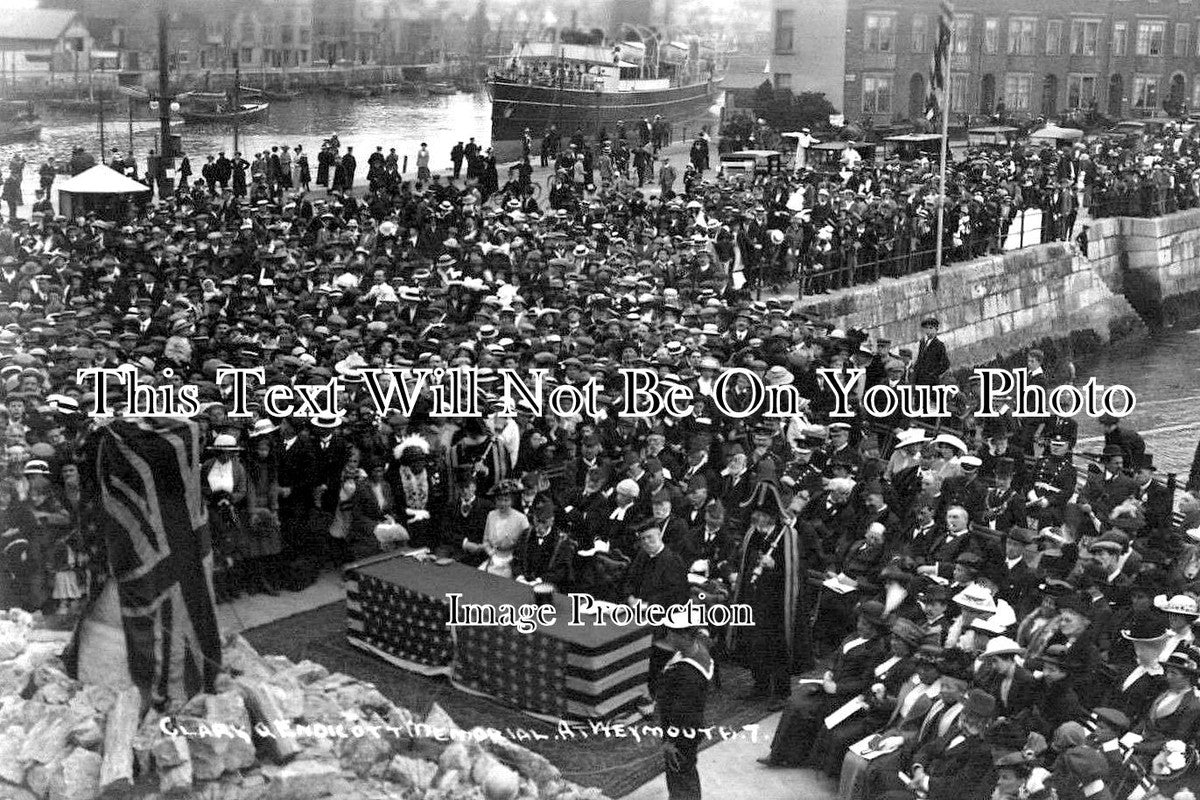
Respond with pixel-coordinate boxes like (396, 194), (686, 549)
(2, 113), (1200, 800)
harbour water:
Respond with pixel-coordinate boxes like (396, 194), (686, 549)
(1077, 328), (1200, 477)
(2, 91), (493, 173)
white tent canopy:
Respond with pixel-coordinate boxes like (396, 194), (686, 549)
(1029, 124), (1084, 142)
(55, 164), (151, 195)
(56, 164), (151, 219)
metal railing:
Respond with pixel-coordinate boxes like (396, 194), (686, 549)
(737, 213), (1057, 297)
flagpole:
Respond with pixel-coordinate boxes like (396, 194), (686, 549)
(932, 1), (954, 291)
(933, 88), (950, 287)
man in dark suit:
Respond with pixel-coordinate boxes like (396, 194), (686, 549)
(679, 475), (711, 538)
(678, 440), (718, 490)
(918, 506), (983, 581)
(996, 528), (1040, 617)
(937, 455), (987, 523)
(623, 516), (690, 695)
(622, 517), (689, 610)
(651, 488), (697, 564)
(905, 689), (998, 800)
(716, 445), (755, 532)
(443, 472), (492, 565)
(693, 499), (735, 582)
(1132, 453), (1173, 543)
(562, 465), (612, 546)
(910, 317), (950, 386)
(1080, 444), (1138, 521)
(1100, 413), (1146, 468)
(311, 422), (350, 516)
(514, 499), (573, 585)
(894, 498), (939, 562)
(276, 417), (317, 562)
(981, 458), (1026, 532)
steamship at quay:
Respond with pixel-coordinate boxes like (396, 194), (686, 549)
(487, 31), (723, 160)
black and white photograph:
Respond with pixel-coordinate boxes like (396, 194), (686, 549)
(2, 0), (1200, 798)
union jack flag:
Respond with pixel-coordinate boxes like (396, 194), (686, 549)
(65, 418), (220, 709)
(926, 1), (955, 121)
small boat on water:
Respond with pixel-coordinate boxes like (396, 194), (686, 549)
(261, 88), (300, 101)
(0, 117), (41, 144)
(426, 82), (459, 96)
(0, 101), (42, 143)
(179, 102), (269, 124)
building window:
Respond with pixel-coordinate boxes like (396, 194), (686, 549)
(1136, 20), (1166, 55)
(862, 74), (893, 113)
(241, 47), (253, 63)
(950, 73), (969, 110)
(774, 72), (792, 90)
(1067, 74), (1097, 107)
(774, 10), (795, 53)
(1070, 20), (1100, 55)
(952, 15), (972, 54)
(1004, 73), (1033, 110)
(241, 21), (255, 42)
(1046, 20), (1063, 54)
(984, 18), (999, 54)
(1133, 74), (1159, 107)
(911, 15), (928, 53)
(1177, 23), (1190, 55)
(1113, 21), (1128, 55)
(1008, 18), (1037, 55)
(1192, 77), (1200, 108)
(864, 13), (896, 53)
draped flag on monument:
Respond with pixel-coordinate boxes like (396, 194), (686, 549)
(65, 417), (220, 708)
(926, 0), (954, 121)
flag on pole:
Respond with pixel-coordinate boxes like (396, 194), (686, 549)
(926, 0), (954, 120)
(63, 417), (221, 709)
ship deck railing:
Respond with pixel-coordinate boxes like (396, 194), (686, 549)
(491, 72), (602, 92)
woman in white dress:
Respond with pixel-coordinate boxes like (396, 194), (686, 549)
(479, 479), (529, 579)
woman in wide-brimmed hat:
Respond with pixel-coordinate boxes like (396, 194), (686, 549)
(1134, 647), (1200, 761)
(242, 421), (284, 596)
(202, 433), (249, 603)
(479, 478), (528, 579)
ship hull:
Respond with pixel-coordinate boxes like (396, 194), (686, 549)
(488, 78), (722, 161)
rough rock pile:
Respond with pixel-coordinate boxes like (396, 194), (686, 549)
(0, 610), (611, 800)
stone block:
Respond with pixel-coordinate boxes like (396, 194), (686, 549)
(48, 748), (101, 800)
(261, 759), (347, 800)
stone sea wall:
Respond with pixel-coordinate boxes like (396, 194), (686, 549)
(794, 207), (1200, 366)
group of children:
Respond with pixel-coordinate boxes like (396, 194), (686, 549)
(0, 455), (91, 617)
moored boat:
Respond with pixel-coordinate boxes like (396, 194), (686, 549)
(179, 102), (269, 124)
(426, 82), (459, 96)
